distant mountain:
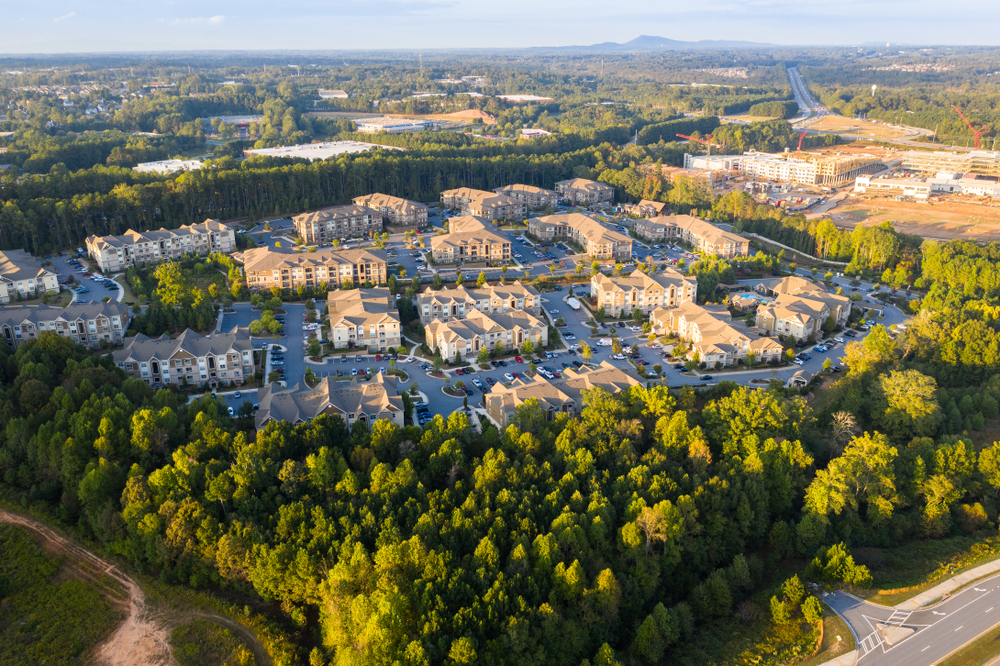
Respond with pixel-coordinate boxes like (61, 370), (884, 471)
(547, 35), (772, 52)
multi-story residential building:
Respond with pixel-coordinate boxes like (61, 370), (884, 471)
(591, 268), (697, 317)
(293, 204), (383, 244)
(440, 188), (526, 221)
(485, 361), (639, 429)
(527, 213), (632, 260)
(430, 216), (511, 265)
(113, 327), (255, 389)
(328, 288), (401, 352)
(352, 193), (428, 227)
(0, 250), (60, 303)
(633, 214), (749, 259)
(241, 247), (388, 291)
(86, 219), (236, 273)
(617, 199), (669, 217)
(255, 374), (405, 430)
(0, 301), (129, 348)
(554, 178), (615, 205)
(425, 308), (547, 361)
(416, 281), (541, 324)
(493, 184), (559, 210)
(652, 301), (784, 367)
(754, 276), (852, 338)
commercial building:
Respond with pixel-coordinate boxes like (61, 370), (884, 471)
(591, 268), (697, 317)
(440, 188), (526, 220)
(492, 184), (559, 210)
(352, 193), (428, 227)
(293, 204), (383, 244)
(417, 281), (541, 324)
(683, 154), (744, 171)
(0, 250), (60, 303)
(0, 301), (129, 349)
(854, 173), (1000, 199)
(243, 141), (401, 161)
(754, 276), (852, 339)
(255, 374), (405, 430)
(853, 176), (933, 199)
(485, 361), (639, 429)
(901, 150), (1000, 178)
(318, 89), (349, 99)
(527, 213), (632, 260)
(554, 178), (615, 205)
(86, 219), (236, 273)
(113, 327), (255, 389)
(617, 199), (669, 217)
(430, 216), (511, 265)
(133, 159), (203, 174)
(240, 246), (388, 291)
(632, 215), (749, 259)
(327, 288), (401, 352)
(652, 301), (784, 367)
(425, 308), (548, 361)
(353, 117), (431, 134)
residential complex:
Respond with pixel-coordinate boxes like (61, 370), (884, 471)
(0, 250), (60, 303)
(240, 246), (388, 291)
(86, 219), (236, 273)
(417, 281), (541, 324)
(554, 178), (615, 205)
(754, 277), (852, 339)
(425, 308), (548, 361)
(327, 288), (401, 352)
(293, 204), (383, 244)
(855, 174), (1000, 199)
(430, 216), (511, 265)
(652, 301), (784, 368)
(440, 188), (526, 221)
(485, 361), (639, 429)
(527, 213), (632, 260)
(113, 327), (255, 388)
(591, 268), (697, 317)
(255, 374), (405, 430)
(0, 301), (129, 349)
(684, 151), (883, 186)
(617, 199), (669, 217)
(352, 193), (428, 227)
(493, 184), (559, 210)
(632, 214), (749, 259)
(901, 150), (1000, 178)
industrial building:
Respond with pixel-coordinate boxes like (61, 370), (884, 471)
(134, 159), (203, 174)
(243, 141), (399, 161)
(353, 117), (431, 134)
(855, 173), (1000, 199)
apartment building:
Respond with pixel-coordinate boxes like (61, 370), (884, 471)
(440, 188), (526, 221)
(293, 204), (383, 244)
(652, 301), (783, 367)
(113, 327), (255, 388)
(901, 150), (1000, 178)
(485, 361), (639, 429)
(591, 268), (697, 317)
(255, 374), (405, 430)
(352, 193), (428, 227)
(527, 213), (632, 260)
(86, 219), (236, 273)
(425, 308), (547, 361)
(617, 199), (669, 217)
(0, 301), (129, 349)
(754, 276), (852, 338)
(430, 215), (511, 265)
(328, 288), (401, 352)
(738, 151), (882, 186)
(633, 214), (749, 259)
(240, 246), (388, 291)
(554, 178), (615, 205)
(0, 250), (60, 303)
(493, 184), (559, 210)
(417, 281), (541, 324)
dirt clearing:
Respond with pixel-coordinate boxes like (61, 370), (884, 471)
(827, 196), (1000, 241)
(809, 116), (912, 140)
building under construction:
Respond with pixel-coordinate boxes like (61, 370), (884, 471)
(901, 150), (1000, 178)
(684, 150), (883, 186)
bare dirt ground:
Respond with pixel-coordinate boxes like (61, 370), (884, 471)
(825, 196), (1000, 241)
(0, 509), (272, 666)
(809, 116), (911, 140)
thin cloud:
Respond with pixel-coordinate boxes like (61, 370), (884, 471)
(54, 12), (75, 22)
(172, 15), (226, 25)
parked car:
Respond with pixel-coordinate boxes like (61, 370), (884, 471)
(514, 356), (523, 364)
(504, 373), (514, 382)
(700, 375), (712, 381)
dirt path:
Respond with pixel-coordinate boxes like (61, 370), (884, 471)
(0, 509), (272, 666)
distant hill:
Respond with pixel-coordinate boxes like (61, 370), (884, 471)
(547, 35), (772, 52)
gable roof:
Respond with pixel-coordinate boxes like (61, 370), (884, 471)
(255, 374), (403, 429)
(113, 326), (251, 364)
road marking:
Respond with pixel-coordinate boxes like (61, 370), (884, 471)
(988, 607), (995, 613)
(933, 611), (946, 616)
(921, 646), (930, 652)
(976, 588), (987, 592)
(955, 626), (964, 632)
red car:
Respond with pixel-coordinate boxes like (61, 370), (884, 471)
(514, 356), (523, 363)
(455, 367), (464, 375)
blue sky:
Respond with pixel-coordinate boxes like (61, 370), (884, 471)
(4, 0), (1000, 52)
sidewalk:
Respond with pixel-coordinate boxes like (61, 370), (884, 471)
(896, 557), (1000, 611)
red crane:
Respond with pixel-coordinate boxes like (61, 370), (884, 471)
(677, 133), (722, 156)
(797, 131), (808, 151)
(952, 105), (989, 150)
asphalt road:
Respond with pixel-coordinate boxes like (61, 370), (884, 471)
(826, 572), (1000, 666)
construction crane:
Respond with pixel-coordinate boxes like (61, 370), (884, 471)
(797, 131), (808, 152)
(952, 105), (989, 150)
(677, 133), (722, 156)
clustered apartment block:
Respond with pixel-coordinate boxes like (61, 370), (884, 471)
(0, 250), (60, 303)
(591, 268), (697, 317)
(0, 301), (129, 349)
(633, 214), (749, 259)
(753, 276), (852, 340)
(416, 281), (541, 325)
(328, 287), (401, 352)
(554, 178), (615, 205)
(85, 219), (236, 273)
(255, 374), (405, 430)
(113, 327), (255, 389)
(430, 216), (511, 265)
(425, 308), (548, 362)
(293, 204), (383, 244)
(352, 193), (428, 227)
(651, 302), (784, 368)
(240, 246), (388, 292)
(492, 184), (559, 210)
(440, 188), (526, 221)
(527, 213), (632, 260)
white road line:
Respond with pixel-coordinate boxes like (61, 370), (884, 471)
(921, 646), (930, 652)
(955, 626), (964, 632)
(988, 607), (995, 613)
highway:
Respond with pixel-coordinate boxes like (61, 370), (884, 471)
(788, 66), (825, 126)
(826, 572), (1000, 666)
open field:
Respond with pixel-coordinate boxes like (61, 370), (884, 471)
(828, 196), (1000, 241)
(809, 115), (912, 140)
(170, 619), (257, 666)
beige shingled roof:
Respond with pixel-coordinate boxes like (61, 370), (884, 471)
(240, 246), (387, 272)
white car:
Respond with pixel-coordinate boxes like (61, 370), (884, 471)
(549, 308), (559, 314)
(612, 353), (626, 360)
(793, 358), (804, 365)
(504, 372), (514, 382)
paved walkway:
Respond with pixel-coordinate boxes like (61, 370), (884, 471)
(896, 557), (1000, 611)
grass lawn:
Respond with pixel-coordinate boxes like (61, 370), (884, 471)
(169, 619), (257, 666)
(937, 623), (1000, 666)
(12, 289), (74, 307)
(795, 607), (856, 666)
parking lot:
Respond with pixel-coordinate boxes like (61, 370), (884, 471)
(48, 252), (123, 303)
